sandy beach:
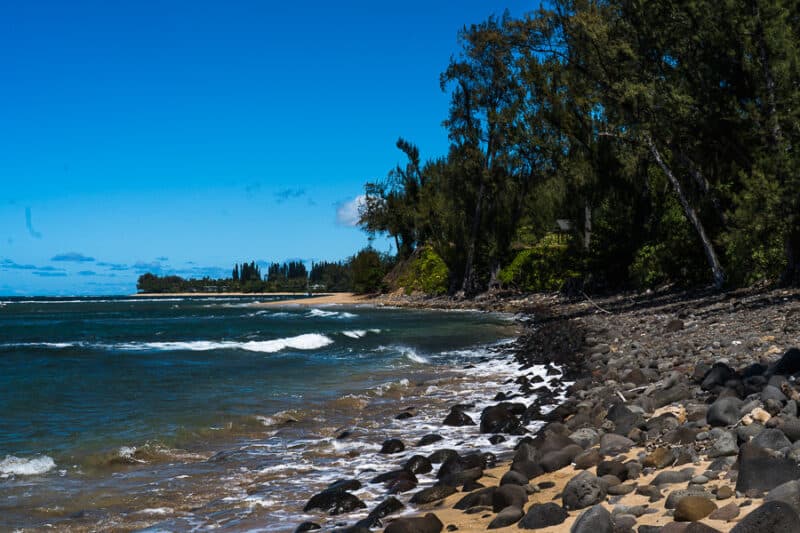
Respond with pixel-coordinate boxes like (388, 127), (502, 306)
(132, 292), (373, 305)
(257, 292), (375, 306)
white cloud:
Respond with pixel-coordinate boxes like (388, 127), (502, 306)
(336, 195), (366, 227)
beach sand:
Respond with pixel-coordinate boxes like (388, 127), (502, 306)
(132, 292), (374, 305)
(257, 292), (374, 306)
(420, 452), (743, 532)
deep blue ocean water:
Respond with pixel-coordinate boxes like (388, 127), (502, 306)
(0, 296), (528, 531)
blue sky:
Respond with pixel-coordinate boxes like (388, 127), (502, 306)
(0, 1), (536, 295)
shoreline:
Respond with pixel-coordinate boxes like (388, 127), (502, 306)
(131, 291), (330, 298)
(132, 291), (376, 306)
(292, 285), (800, 532)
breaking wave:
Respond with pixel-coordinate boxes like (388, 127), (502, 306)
(116, 334), (334, 353)
(0, 455), (56, 477)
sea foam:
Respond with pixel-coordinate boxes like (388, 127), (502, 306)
(341, 330), (368, 339)
(118, 334), (334, 353)
(0, 455), (56, 476)
(307, 308), (357, 319)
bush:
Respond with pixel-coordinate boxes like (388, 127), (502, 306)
(397, 247), (449, 295)
(498, 233), (578, 292)
(629, 243), (668, 288)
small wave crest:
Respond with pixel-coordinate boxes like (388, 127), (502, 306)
(375, 345), (430, 364)
(0, 455), (56, 476)
(307, 308), (357, 319)
(85, 443), (207, 469)
(256, 409), (307, 427)
(0, 341), (80, 350)
(402, 347), (430, 364)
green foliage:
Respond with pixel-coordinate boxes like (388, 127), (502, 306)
(309, 261), (352, 292)
(498, 234), (578, 292)
(396, 247), (449, 295)
(629, 195), (709, 289)
(350, 248), (391, 294)
(629, 244), (668, 288)
(723, 168), (788, 285)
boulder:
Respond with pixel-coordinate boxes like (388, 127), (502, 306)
(436, 455), (464, 479)
(599, 433), (635, 455)
(440, 466), (482, 487)
(735, 449), (800, 493)
(409, 485), (456, 504)
(771, 348), (800, 376)
(574, 449), (602, 470)
(562, 471), (607, 510)
(540, 446), (582, 472)
(384, 513), (443, 533)
(707, 397), (743, 427)
(673, 496), (718, 521)
(605, 403), (643, 435)
(417, 434), (443, 447)
(779, 417), (800, 442)
(596, 460), (628, 481)
(442, 407), (475, 426)
(511, 459), (543, 480)
(403, 455), (433, 475)
(708, 502), (740, 521)
(303, 489), (366, 515)
(428, 448), (461, 464)
(730, 501), (800, 532)
(707, 430), (739, 458)
(359, 497), (404, 528)
(500, 470), (528, 486)
(294, 523), (321, 532)
(492, 484), (528, 512)
(702, 363), (737, 391)
(518, 502), (568, 529)
(765, 479), (800, 516)
(652, 468), (695, 487)
(570, 428), (600, 449)
(380, 439), (405, 454)
(513, 442), (539, 463)
(752, 428), (792, 451)
(480, 404), (524, 434)
(488, 505), (524, 529)
(762, 385), (788, 404)
(643, 447), (675, 469)
(453, 487), (495, 510)
(327, 479), (361, 492)
(570, 504), (615, 533)
(664, 488), (713, 509)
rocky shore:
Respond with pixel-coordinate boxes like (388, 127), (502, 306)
(293, 286), (800, 532)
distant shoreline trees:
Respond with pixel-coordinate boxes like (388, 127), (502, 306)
(136, 253), (392, 294)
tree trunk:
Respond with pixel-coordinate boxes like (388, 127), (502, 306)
(676, 151), (728, 226)
(461, 179), (486, 295)
(753, 0), (782, 146)
(583, 202), (592, 251)
(646, 136), (726, 289)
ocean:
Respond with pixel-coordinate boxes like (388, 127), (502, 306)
(0, 296), (552, 531)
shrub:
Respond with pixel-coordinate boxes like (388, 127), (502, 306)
(629, 243), (668, 288)
(498, 233), (578, 292)
(397, 247), (449, 295)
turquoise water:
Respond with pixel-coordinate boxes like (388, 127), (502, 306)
(0, 296), (521, 531)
